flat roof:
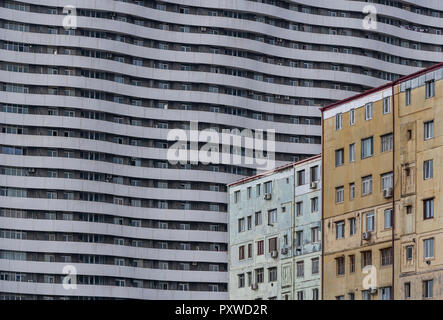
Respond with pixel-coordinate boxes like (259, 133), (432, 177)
(321, 62), (443, 113)
(228, 154), (321, 188)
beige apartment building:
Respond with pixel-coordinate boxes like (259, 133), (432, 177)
(321, 63), (443, 300)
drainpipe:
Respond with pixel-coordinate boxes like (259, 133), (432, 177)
(291, 164), (296, 299)
(391, 83), (396, 300)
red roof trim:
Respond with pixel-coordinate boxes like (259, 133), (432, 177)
(228, 154), (321, 187)
(321, 62), (443, 113)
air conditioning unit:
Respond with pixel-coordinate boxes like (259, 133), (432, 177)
(271, 250), (278, 258)
(383, 188), (393, 198)
(201, 27), (207, 32)
(362, 231), (371, 240)
(281, 247), (288, 255)
(192, 262), (197, 266)
(28, 168), (36, 173)
(251, 283), (258, 290)
(310, 181), (318, 189)
(284, 96), (290, 100)
(370, 287), (378, 295)
(264, 193), (272, 200)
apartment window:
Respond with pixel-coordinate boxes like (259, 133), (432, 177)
(336, 295), (344, 300)
(311, 197), (319, 213)
(311, 227), (320, 243)
(362, 290), (371, 300)
(255, 211), (262, 226)
(296, 201), (303, 216)
(405, 88), (411, 105)
(362, 251), (372, 268)
(312, 258), (319, 274)
(268, 267), (277, 282)
(336, 257), (345, 275)
(247, 216), (252, 230)
(238, 218), (245, 232)
(247, 187), (251, 199)
(348, 293), (355, 300)
(382, 97), (391, 114)
(425, 80), (435, 99)
(256, 184), (261, 197)
(295, 231), (303, 247)
(297, 170), (305, 185)
(336, 187), (344, 203)
(247, 272), (252, 286)
(349, 255), (355, 273)
(349, 108), (355, 125)
(255, 268), (264, 283)
(335, 149), (344, 167)
(336, 113), (342, 130)
(384, 209), (393, 229)
(310, 166), (319, 182)
(381, 247), (393, 266)
(264, 181), (272, 194)
(366, 212), (375, 232)
(424, 120), (434, 140)
(365, 103), (373, 120)
(297, 291), (304, 300)
(380, 286), (392, 300)
(336, 221), (345, 239)
(406, 245), (413, 260)
(296, 261), (304, 278)
(239, 246), (245, 260)
(257, 240), (264, 255)
(424, 198), (434, 220)
(268, 209), (277, 225)
(178, 283), (189, 291)
(234, 190), (240, 203)
(361, 137), (373, 159)
(349, 143), (355, 163)
(349, 218), (356, 236)
(362, 175), (372, 196)
(268, 237), (278, 253)
(424, 160), (433, 180)
(313, 288), (319, 300)
(423, 280), (433, 298)
(381, 133), (393, 152)
(238, 274), (245, 288)
(381, 172), (393, 190)
(424, 238), (434, 259)
(404, 282), (411, 299)
(349, 183), (355, 200)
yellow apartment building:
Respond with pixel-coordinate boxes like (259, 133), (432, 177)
(321, 63), (443, 300)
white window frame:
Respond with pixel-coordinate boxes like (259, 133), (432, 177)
(424, 160), (433, 180)
(424, 120), (434, 140)
(382, 97), (391, 114)
(366, 212), (375, 232)
(336, 187), (344, 203)
(362, 175), (373, 195)
(336, 113), (342, 130)
(349, 108), (355, 125)
(365, 103), (373, 120)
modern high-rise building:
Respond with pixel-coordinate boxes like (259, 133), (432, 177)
(0, 0), (441, 299)
(322, 62), (442, 300)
